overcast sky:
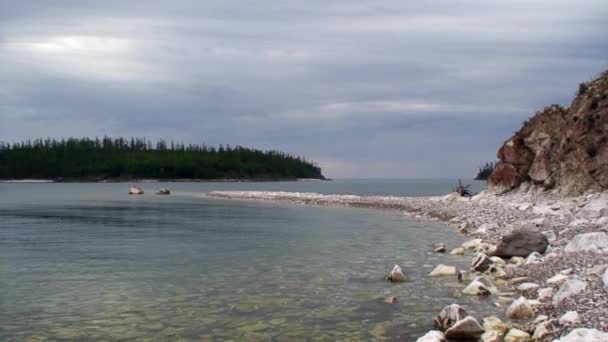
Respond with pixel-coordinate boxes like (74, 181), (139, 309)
(1, 1), (606, 178)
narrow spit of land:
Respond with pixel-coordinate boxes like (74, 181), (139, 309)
(208, 188), (608, 341)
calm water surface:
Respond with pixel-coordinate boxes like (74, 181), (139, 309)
(0, 180), (494, 341)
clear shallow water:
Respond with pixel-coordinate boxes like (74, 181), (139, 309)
(0, 181), (495, 341)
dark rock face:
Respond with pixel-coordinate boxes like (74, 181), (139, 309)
(492, 231), (549, 258)
(488, 70), (608, 194)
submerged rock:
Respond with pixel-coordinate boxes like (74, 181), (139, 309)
(506, 297), (534, 320)
(463, 277), (493, 296)
(492, 231), (548, 258)
(129, 186), (144, 195)
(429, 265), (457, 277)
(387, 264), (407, 282)
(444, 316), (484, 340)
(434, 243), (447, 253)
(434, 304), (467, 331)
(450, 247), (465, 255)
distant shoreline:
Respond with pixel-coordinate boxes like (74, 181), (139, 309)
(0, 178), (330, 183)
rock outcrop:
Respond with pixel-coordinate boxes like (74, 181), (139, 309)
(434, 304), (467, 331)
(488, 70), (608, 194)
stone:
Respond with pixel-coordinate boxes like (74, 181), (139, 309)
(489, 256), (507, 265)
(482, 316), (509, 335)
(444, 316), (485, 340)
(532, 319), (554, 340)
(471, 253), (493, 272)
(525, 252), (543, 265)
(415, 330), (446, 342)
(506, 296), (534, 320)
(553, 278), (587, 304)
(565, 232), (608, 253)
(586, 263), (607, 276)
(603, 267), (608, 289)
(537, 287), (553, 302)
(504, 328), (531, 342)
(552, 328), (608, 341)
(560, 268), (573, 275)
(516, 282), (539, 291)
(429, 265), (457, 277)
(480, 330), (501, 342)
(387, 264), (407, 282)
(509, 256), (525, 266)
(128, 186), (144, 195)
(546, 273), (569, 285)
(433, 304), (467, 331)
(450, 247), (465, 255)
(493, 231), (549, 258)
(383, 296), (397, 304)
(559, 311), (580, 325)
(434, 243), (447, 253)
(462, 277), (497, 296)
(533, 315), (548, 324)
(462, 239), (483, 250)
(579, 197), (608, 219)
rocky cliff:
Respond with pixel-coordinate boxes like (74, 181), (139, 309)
(488, 70), (608, 194)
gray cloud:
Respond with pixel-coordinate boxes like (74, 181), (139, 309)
(1, 0), (607, 178)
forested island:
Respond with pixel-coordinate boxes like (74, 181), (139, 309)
(0, 137), (325, 181)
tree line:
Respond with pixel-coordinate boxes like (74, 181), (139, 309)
(0, 137), (324, 180)
(475, 161), (497, 180)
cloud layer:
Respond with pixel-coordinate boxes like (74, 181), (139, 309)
(1, 0), (607, 178)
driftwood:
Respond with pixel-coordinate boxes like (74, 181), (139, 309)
(454, 179), (473, 197)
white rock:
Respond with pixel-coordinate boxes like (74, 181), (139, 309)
(518, 203), (533, 211)
(586, 263), (607, 276)
(416, 330), (446, 342)
(543, 230), (557, 242)
(490, 256), (507, 265)
(552, 328), (608, 341)
(462, 238), (483, 250)
(482, 316), (509, 335)
(560, 268), (573, 275)
(510, 257), (525, 266)
(506, 296), (534, 320)
(429, 265), (457, 277)
(537, 287), (554, 302)
(559, 311), (580, 325)
(533, 315), (549, 324)
(579, 196), (608, 219)
(564, 232), (608, 253)
(517, 282), (539, 291)
(546, 273), (569, 285)
(544, 252), (559, 261)
(553, 278), (587, 304)
(387, 264), (407, 282)
(525, 252), (543, 265)
(603, 267), (608, 289)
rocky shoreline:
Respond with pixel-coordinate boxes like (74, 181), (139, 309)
(208, 185), (608, 341)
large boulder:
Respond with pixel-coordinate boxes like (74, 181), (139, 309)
(492, 231), (548, 258)
(444, 316), (485, 340)
(387, 264), (407, 282)
(553, 278), (587, 304)
(506, 297), (534, 320)
(552, 328), (608, 341)
(434, 304), (467, 331)
(564, 232), (608, 253)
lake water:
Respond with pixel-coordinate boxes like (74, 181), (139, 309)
(0, 180), (495, 341)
